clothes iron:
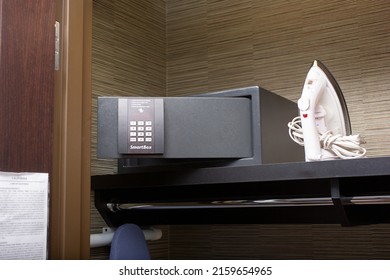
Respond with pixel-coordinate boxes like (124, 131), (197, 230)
(288, 60), (366, 161)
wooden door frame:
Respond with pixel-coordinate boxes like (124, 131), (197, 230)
(52, 0), (92, 259)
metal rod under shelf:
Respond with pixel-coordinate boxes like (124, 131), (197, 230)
(106, 195), (390, 212)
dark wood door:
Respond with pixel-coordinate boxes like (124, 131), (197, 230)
(0, 0), (55, 173)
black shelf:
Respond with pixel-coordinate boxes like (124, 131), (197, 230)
(92, 156), (390, 226)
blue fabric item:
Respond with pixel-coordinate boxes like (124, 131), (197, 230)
(109, 224), (151, 260)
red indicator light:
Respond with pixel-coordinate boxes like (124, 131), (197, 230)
(303, 114), (308, 118)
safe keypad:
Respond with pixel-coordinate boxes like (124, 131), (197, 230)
(129, 121), (153, 143)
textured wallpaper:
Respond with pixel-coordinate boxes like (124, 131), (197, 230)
(91, 0), (390, 259)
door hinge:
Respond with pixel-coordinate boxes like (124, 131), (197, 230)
(54, 21), (60, 71)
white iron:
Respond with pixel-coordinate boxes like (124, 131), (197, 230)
(289, 60), (366, 161)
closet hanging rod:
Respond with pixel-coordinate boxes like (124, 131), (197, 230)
(107, 195), (390, 211)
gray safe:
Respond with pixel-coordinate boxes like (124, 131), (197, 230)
(97, 86), (304, 168)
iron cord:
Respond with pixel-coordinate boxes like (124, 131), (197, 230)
(288, 115), (366, 160)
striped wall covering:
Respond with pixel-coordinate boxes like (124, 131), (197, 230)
(169, 224), (390, 259)
(166, 0), (390, 259)
(90, 0), (168, 259)
(91, 0), (390, 259)
(166, 0), (390, 157)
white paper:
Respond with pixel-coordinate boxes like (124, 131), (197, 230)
(0, 172), (49, 260)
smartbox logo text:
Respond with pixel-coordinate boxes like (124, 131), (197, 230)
(129, 145), (152, 150)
